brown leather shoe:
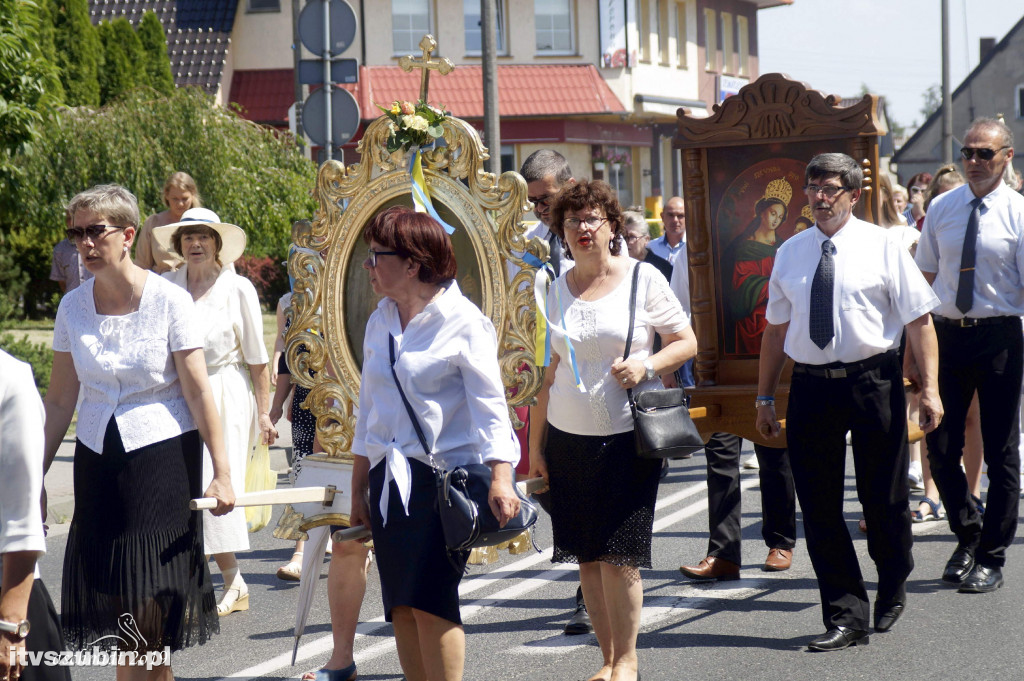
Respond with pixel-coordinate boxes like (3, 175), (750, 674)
(763, 548), (793, 572)
(679, 556), (740, 581)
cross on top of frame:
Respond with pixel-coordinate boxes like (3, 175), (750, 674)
(398, 34), (455, 102)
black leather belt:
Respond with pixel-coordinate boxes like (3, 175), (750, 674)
(792, 351), (897, 380)
(932, 315), (1015, 328)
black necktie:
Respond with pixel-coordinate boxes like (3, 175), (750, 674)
(955, 197), (984, 314)
(548, 231), (562, 277)
(809, 239), (835, 350)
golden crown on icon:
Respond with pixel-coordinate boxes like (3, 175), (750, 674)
(801, 205), (813, 220)
(762, 178), (793, 205)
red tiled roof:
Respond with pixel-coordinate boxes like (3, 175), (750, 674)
(340, 64), (626, 119)
(230, 69), (294, 127)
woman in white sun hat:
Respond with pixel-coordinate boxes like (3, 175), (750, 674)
(154, 207), (278, 616)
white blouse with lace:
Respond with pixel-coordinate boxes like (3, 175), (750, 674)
(53, 274), (201, 453)
(546, 262), (690, 437)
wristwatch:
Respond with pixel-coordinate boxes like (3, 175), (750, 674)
(0, 618), (30, 640)
(643, 359), (656, 381)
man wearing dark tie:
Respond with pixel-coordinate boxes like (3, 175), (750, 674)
(913, 117), (1024, 594)
(756, 153), (943, 651)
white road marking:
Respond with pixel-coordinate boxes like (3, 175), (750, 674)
(217, 475), (750, 680)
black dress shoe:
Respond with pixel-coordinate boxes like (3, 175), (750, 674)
(874, 602), (905, 632)
(563, 602), (592, 635)
(941, 546), (975, 584)
(958, 564), (1003, 593)
(806, 626), (870, 652)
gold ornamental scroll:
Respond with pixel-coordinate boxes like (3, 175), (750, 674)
(277, 46), (548, 537)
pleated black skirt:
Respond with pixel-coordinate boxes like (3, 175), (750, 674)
(369, 458), (468, 625)
(62, 418), (218, 652)
(545, 426), (661, 569)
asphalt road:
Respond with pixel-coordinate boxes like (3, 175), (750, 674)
(37, 440), (1024, 681)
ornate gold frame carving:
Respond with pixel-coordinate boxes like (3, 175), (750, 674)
(285, 114), (547, 459)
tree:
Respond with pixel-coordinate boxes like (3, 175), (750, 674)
(52, 0), (101, 107)
(137, 11), (175, 95)
(0, 0), (59, 162)
(2, 87), (318, 316)
(97, 18), (147, 103)
(919, 83), (941, 122)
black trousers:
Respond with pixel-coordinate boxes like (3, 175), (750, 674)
(23, 579), (71, 681)
(703, 433), (796, 565)
(787, 352), (913, 632)
(926, 317), (1023, 567)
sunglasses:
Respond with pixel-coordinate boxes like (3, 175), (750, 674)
(960, 146), (1009, 161)
(366, 247), (399, 267)
(66, 224), (125, 242)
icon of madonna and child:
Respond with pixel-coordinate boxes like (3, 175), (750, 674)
(715, 159), (811, 356)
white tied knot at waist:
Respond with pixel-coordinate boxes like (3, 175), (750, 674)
(379, 442), (414, 526)
(208, 361), (245, 376)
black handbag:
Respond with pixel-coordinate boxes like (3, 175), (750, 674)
(623, 264), (705, 459)
(388, 336), (538, 553)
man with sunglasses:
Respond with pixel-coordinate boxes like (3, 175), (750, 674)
(913, 117), (1024, 594)
(757, 153), (942, 651)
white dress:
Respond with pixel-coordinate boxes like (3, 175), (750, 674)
(164, 266), (269, 554)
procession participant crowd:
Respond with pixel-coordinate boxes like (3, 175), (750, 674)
(23, 115), (1024, 681)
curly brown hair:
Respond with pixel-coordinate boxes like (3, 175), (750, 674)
(549, 179), (624, 259)
(362, 206), (457, 284)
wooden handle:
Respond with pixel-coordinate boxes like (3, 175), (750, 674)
(189, 486), (335, 511)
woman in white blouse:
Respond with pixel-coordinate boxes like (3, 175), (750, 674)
(154, 208), (278, 617)
(347, 206), (520, 681)
(42, 185), (234, 676)
(529, 180), (696, 681)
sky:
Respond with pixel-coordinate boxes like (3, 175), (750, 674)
(757, 0), (1024, 132)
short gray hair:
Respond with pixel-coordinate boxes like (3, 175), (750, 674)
(805, 153), (863, 190)
(520, 149), (572, 184)
(621, 210), (649, 237)
(966, 116), (1014, 148)
(66, 184), (141, 229)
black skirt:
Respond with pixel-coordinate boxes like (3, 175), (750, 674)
(545, 426), (661, 568)
(62, 418), (218, 652)
(369, 458), (468, 625)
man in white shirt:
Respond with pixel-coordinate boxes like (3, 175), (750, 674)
(1, 350), (69, 681)
(756, 153), (943, 651)
(647, 196), (686, 265)
(913, 117), (1024, 594)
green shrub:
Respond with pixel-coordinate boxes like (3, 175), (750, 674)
(0, 333), (53, 396)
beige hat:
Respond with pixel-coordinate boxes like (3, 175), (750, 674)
(152, 207), (247, 264)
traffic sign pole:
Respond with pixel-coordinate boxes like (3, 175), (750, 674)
(322, 0), (333, 159)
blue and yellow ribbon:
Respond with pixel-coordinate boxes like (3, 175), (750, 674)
(409, 147), (456, 235)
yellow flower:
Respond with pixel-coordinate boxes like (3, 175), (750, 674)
(402, 114), (429, 132)
(389, 102), (401, 115)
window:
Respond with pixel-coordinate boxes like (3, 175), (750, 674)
(500, 144), (515, 173)
(1017, 85), (1024, 119)
(658, 0), (670, 65)
(603, 145), (634, 209)
(737, 15), (749, 76)
(393, 0), (432, 55)
(464, 0), (506, 54)
(703, 8), (716, 72)
(721, 12), (733, 75)
(535, 0), (574, 54)
(247, 0), (279, 12)
(639, 0), (652, 63)
(675, 1), (688, 68)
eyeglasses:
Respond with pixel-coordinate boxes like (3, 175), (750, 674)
(625, 234), (647, 244)
(66, 224), (125, 242)
(563, 216), (608, 229)
(804, 184), (848, 199)
(960, 146), (1009, 161)
(366, 247), (399, 267)
(528, 194), (553, 209)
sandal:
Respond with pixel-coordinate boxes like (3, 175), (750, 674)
(217, 585), (249, 616)
(302, 663), (356, 681)
(277, 557), (303, 582)
(912, 497), (945, 523)
(971, 494), (985, 517)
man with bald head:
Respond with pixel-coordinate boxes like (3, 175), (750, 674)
(914, 117), (1024, 594)
(648, 196), (687, 265)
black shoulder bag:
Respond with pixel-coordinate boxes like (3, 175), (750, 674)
(388, 335), (538, 552)
(623, 264), (705, 459)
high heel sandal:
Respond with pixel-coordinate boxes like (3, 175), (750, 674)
(302, 662), (356, 681)
(217, 585), (249, 616)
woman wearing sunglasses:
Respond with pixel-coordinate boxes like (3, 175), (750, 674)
(42, 185), (235, 679)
